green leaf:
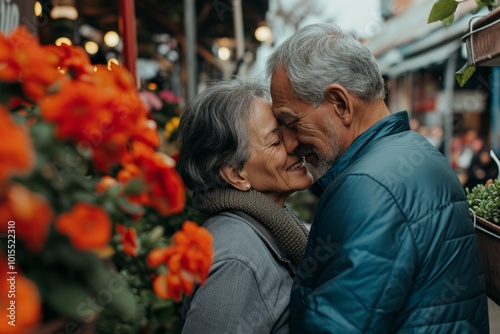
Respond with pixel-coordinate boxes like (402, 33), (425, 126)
(82, 257), (139, 322)
(455, 63), (476, 87)
(44, 279), (94, 321)
(428, 0), (459, 24)
(475, 0), (499, 12)
(30, 121), (56, 149)
(117, 197), (145, 216)
(442, 14), (455, 26)
(122, 178), (147, 196)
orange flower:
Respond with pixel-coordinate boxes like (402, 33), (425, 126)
(153, 272), (194, 302)
(0, 254), (41, 333)
(0, 35), (19, 81)
(40, 78), (115, 142)
(119, 142), (185, 216)
(117, 163), (150, 207)
(92, 62), (136, 93)
(40, 63), (151, 172)
(95, 176), (118, 193)
(145, 152), (185, 216)
(45, 43), (93, 78)
(171, 221), (213, 281)
(148, 221), (213, 301)
(0, 106), (34, 185)
(91, 133), (130, 172)
(132, 118), (160, 149)
(116, 224), (139, 257)
(56, 203), (112, 251)
(0, 27), (61, 101)
(0, 183), (53, 253)
(147, 247), (170, 268)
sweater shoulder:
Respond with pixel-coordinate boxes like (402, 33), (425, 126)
(203, 212), (276, 265)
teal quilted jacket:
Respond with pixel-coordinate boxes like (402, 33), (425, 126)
(290, 111), (489, 333)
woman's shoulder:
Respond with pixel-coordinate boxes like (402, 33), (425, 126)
(203, 211), (280, 269)
(204, 211), (255, 232)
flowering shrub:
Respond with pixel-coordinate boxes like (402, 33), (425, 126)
(0, 27), (212, 333)
(139, 88), (182, 144)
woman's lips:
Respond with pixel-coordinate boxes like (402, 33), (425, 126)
(287, 156), (306, 171)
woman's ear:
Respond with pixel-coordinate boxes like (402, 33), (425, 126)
(324, 84), (354, 127)
(219, 166), (250, 192)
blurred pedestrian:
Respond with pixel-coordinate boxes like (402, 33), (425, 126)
(465, 146), (499, 189)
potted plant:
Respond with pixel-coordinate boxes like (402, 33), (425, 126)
(428, 0), (500, 85)
(467, 177), (500, 304)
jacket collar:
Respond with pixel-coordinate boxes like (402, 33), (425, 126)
(313, 111), (410, 195)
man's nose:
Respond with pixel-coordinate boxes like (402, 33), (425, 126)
(281, 126), (300, 155)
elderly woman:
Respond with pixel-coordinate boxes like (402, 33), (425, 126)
(178, 79), (313, 333)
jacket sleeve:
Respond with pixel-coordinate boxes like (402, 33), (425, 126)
(291, 174), (417, 333)
(182, 258), (279, 334)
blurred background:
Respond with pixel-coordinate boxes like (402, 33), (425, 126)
(3, 0), (500, 327)
(8, 0), (498, 192)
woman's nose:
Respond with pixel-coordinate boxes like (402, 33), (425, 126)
(281, 126), (300, 155)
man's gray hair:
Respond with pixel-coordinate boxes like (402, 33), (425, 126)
(266, 23), (385, 106)
(178, 79), (269, 192)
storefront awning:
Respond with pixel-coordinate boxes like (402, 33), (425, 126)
(384, 39), (462, 77)
(366, 0), (486, 77)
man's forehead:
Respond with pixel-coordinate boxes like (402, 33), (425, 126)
(270, 68), (290, 91)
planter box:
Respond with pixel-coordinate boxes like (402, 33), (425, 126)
(463, 7), (500, 66)
(475, 216), (500, 305)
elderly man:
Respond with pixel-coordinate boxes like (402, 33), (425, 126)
(267, 23), (488, 333)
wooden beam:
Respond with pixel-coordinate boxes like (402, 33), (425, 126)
(119, 0), (138, 85)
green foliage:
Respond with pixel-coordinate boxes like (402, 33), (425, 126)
(1, 101), (199, 333)
(428, 0), (498, 86)
(442, 13), (455, 26)
(286, 190), (317, 225)
(475, 0), (499, 13)
(456, 63), (477, 87)
(429, 0), (499, 25)
(428, 0), (458, 24)
(467, 179), (500, 224)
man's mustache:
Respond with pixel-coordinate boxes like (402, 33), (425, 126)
(295, 144), (315, 157)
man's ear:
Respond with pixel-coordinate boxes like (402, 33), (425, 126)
(219, 166), (250, 192)
(324, 84), (354, 127)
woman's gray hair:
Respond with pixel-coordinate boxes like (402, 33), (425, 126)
(266, 23), (385, 107)
(178, 79), (269, 192)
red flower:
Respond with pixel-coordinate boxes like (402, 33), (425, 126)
(148, 221), (213, 301)
(132, 118), (160, 149)
(95, 176), (118, 194)
(56, 203), (112, 251)
(120, 142), (185, 216)
(0, 183), (54, 253)
(0, 106), (34, 185)
(116, 224), (139, 257)
(0, 254), (41, 333)
(0, 27), (61, 101)
(40, 78), (115, 142)
(40, 64), (152, 173)
(46, 43), (93, 79)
